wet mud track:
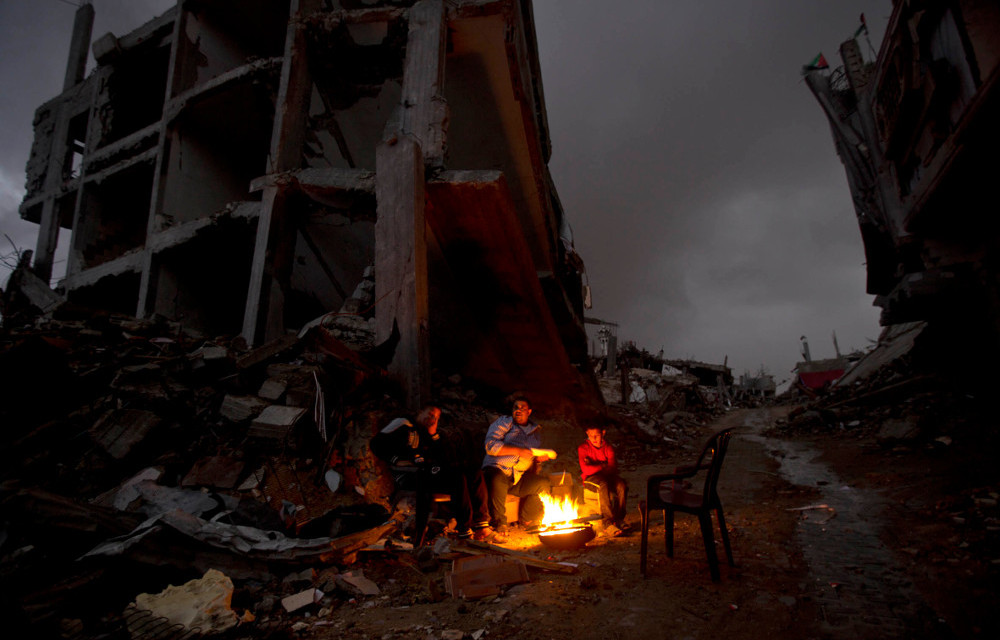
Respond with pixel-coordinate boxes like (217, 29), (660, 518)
(739, 409), (952, 639)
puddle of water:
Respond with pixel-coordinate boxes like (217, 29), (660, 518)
(737, 409), (924, 637)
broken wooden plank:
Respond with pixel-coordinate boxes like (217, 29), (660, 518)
(452, 540), (578, 574)
(322, 519), (402, 563)
(235, 333), (300, 370)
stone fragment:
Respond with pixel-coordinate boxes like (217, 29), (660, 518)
(219, 394), (268, 422)
(131, 569), (238, 634)
(281, 588), (324, 613)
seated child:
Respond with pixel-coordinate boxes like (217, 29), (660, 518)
(578, 426), (630, 535)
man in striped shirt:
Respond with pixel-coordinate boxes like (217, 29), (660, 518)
(481, 397), (556, 539)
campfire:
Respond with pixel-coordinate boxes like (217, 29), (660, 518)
(535, 493), (596, 550)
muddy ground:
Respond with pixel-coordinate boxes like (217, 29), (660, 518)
(287, 405), (998, 640)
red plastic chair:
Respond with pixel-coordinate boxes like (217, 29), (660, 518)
(639, 427), (735, 581)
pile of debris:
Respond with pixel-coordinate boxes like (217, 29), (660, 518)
(768, 320), (1000, 598)
(769, 320), (998, 450)
(0, 307), (558, 639)
(595, 367), (723, 448)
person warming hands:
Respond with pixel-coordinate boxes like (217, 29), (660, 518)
(480, 397), (554, 541)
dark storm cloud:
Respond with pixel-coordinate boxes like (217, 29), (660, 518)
(534, 0), (889, 378)
(0, 0), (888, 380)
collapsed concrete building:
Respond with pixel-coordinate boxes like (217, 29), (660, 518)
(17, 0), (599, 413)
(805, 1), (1000, 338)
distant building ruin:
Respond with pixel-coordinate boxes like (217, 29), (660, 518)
(18, 0), (599, 413)
(805, 1), (1000, 335)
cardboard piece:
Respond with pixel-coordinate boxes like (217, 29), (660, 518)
(445, 556), (528, 599)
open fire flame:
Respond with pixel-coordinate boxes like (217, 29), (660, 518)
(538, 492), (583, 534)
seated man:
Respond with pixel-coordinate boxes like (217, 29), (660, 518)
(481, 397), (557, 541)
(371, 406), (489, 540)
(578, 426), (630, 536)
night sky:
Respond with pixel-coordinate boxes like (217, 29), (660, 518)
(0, 0), (892, 385)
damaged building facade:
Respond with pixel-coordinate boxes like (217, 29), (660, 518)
(17, 0), (598, 413)
(805, 1), (1000, 339)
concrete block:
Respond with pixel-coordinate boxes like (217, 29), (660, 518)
(219, 394), (268, 422)
(257, 378), (287, 401)
(249, 405), (307, 439)
(281, 588), (323, 613)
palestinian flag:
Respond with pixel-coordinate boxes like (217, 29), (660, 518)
(854, 13), (868, 38)
(803, 52), (829, 71)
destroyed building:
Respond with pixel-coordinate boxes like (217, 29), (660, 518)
(16, 0), (600, 414)
(805, 1), (1000, 341)
(662, 359), (733, 388)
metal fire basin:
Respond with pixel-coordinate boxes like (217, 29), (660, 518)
(538, 524), (596, 550)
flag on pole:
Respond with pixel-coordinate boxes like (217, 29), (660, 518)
(803, 52), (829, 71)
(854, 13), (868, 38)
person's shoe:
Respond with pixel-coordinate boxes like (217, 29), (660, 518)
(456, 528), (473, 539)
(604, 523), (623, 538)
(473, 525), (509, 543)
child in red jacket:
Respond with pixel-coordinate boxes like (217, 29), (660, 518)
(578, 427), (630, 535)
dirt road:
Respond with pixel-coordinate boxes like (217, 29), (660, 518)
(304, 406), (991, 640)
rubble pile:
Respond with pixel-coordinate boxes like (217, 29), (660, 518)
(770, 321), (997, 450)
(767, 320), (1000, 591)
(595, 367), (723, 449)
(0, 310), (504, 638)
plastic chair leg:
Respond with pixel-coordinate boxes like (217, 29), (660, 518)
(665, 509), (675, 557)
(699, 512), (720, 582)
(639, 500), (649, 576)
(716, 504), (734, 566)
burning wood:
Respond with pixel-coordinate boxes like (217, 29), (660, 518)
(538, 492), (581, 530)
(535, 493), (597, 549)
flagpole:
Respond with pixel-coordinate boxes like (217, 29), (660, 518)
(864, 32), (876, 60)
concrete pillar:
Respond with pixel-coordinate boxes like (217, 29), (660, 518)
(64, 2), (95, 91)
(31, 2), (95, 286)
(375, 135), (430, 409)
(242, 0), (321, 343)
(400, 0), (447, 167)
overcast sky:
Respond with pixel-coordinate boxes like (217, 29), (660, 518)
(0, 0), (890, 384)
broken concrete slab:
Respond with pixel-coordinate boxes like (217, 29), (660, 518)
(248, 405), (308, 440)
(237, 465), (267, 491)
(219, 394), (269, 422)
(92, 467), (163, 510)
(130, 568), (239, 635)
(257, 378), (287, 401)
(130, 482), (235, 519)
(281, 588), (323, 613)
(181, 455), (246, 489)
(89, 408), (163, 459)
(0, 253), (63, 317)
(877, 417), (922, 446)
(338, 570), (380, 596)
